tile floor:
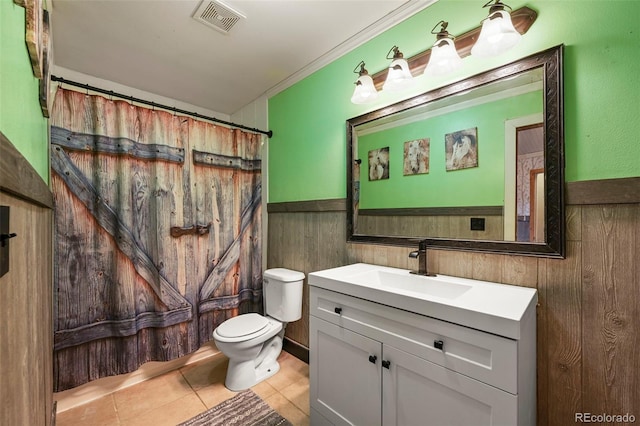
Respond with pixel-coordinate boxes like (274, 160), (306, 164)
(55, 351), (310, 426)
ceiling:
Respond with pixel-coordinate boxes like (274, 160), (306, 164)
(50, 0), (432, 116)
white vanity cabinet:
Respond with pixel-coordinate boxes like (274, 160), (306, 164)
(310, 318), (382, 426)
(308, 264), (537, 426)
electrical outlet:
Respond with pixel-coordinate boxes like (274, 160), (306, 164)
(470, 217), (485, 231)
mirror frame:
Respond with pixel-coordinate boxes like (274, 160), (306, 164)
(347, 45), (565, 258)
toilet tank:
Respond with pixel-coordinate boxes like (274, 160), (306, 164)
(263, 268), (304, 322)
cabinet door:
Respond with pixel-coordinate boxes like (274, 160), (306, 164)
(382, 345), (517, 426)
(310, 317), (382, 426)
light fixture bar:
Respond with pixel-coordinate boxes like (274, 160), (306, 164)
(370, 6), (537, 90)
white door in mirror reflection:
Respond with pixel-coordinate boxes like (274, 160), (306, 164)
(504, 114), (544, 242)
(515, 120), (544, 242)
(532, 170), (545, 242)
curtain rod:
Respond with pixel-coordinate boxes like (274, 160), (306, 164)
(50, 75), (273, 138)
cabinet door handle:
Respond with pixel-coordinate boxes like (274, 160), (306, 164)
(434, 340), (444, 350)
(368, 355), (377, 364)
(334, 307), (342, 315)
(382, 360), (391, 369)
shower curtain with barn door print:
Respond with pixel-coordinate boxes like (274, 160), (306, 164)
(50, 88), (263, 391)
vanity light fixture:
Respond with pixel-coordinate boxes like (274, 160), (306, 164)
(351, 61), (379, 104)
(350, 6), (536, 97)
(423, 21), (463, 77)
(382, 46), (415, 92)
(471, 0), (522, 58)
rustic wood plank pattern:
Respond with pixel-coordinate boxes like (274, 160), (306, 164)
(199, 288), (261, 312)
(356, 214), (504, 240)
(539, 241), (583, 425)
(502, 255), (538, 288)
(53, 306), (193, 351)
(50, 90), (264, 390)
(0, 194), (53, 426)
(179, 122), (200, 349)
(51, 145), (189, 311)
(385, 245), (412, 270)
(472, 252), (504, 283)
(581, 205), (639, 415)
(430, 249), (474, 278)
(268, 214), (285, 268)
(635, 205), (640, 415)
(283, 212), (306, 345)
(51, 126), (185, 163)
(565, 205), (582, 242)
(268, 210), (347, 348)
(535, 250), (549, 426)
(198, 184), (262, 300)
(269, 178), (640, 424)
(192, 149), (261, 171)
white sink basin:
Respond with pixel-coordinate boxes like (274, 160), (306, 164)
(349, 270), (472, 299)
(308, 263), (538, 339)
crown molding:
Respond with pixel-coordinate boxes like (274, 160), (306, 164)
(264, 0), (438, 100)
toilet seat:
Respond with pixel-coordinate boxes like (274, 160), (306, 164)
(214, 313), (279, 343)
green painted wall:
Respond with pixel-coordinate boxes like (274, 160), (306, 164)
(268, 0), (640, 203)
(0, 0), (49, 182)
(358, 90), (542, 209)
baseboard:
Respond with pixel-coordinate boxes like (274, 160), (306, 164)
(54, 342), (221, 413)
(283, 337), (309, 364)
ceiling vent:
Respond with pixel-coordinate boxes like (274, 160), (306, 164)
(193, 0), (245, 34)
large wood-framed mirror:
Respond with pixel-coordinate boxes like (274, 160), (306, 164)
(347, 45), (564, 258)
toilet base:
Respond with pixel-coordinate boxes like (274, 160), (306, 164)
(223, 332), (284, 391)
(225, 358), (281, 391)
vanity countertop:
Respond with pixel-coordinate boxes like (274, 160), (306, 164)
(308, 263), (537, 340)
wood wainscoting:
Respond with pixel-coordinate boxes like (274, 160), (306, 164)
(267, 177), (639, 426)
(0, 132), (54, 425)
(357, 206), (504, 240)
(267, 199), (348, 351)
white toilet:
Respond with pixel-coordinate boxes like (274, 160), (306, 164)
(212, 268), (304, 391)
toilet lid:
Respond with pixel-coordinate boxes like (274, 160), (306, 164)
(216, 313), (270, 338)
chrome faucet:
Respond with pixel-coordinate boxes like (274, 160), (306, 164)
(409, 240), (436, 276)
